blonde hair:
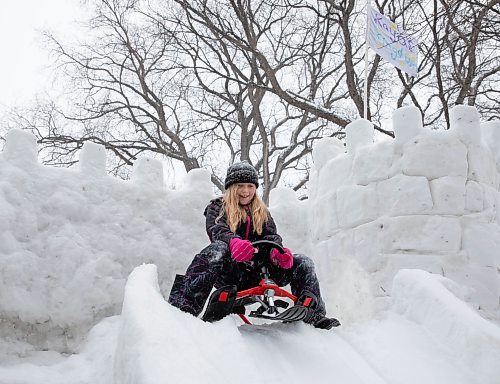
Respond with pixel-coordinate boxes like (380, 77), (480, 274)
(221, 185), (268, 235)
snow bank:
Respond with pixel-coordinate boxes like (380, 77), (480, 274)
(0, 316), (120, 384)
(392, 269), (500, 384)
(0, 130), (213, 352)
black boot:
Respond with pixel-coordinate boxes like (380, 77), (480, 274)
(201, 285), (237, 322)
(296, 291), (340, 330)
(313, 316), (341, 329)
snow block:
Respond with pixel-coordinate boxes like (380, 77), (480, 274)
(401, 131), (468, 179)
(182, 168), (212, 191)
(352, 141), (399, 185)
(462, 221), (500, 268)
(178, 168), (214, 207)
(317, 154), (353, 196)
(429, 176), (466, 214)
(380, 216), (461, 252)
(3, 129), (38, 167)
(449, 105), (481, 145)
(336, 184), (378, 228)
(312, 137), (344, 171)
(306, 169), (320, 201)
(377, 174), (433, 216)
(392, 269), (500, 381)
(481, 120), (500, 163)
(269, 186), (296, 208)
(392, 106), (423, 145)
(467, 144), (498, 188)
(79, 142), (107, 175)
(345, 119), (373, 155)
(353, 221), (384, 273)
(310, 191), (338, 241)
(131, 157), (164, 188)
(465, 181), (484, 212)
(269, 188), (309, 252)
(318, 231), (354, 263)
(483, 185), (499, 211)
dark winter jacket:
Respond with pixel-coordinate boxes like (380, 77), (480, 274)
(203, 197), (282, 246)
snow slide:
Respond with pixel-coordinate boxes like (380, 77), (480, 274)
(114, 264), (386, 384)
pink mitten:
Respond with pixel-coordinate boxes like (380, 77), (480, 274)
(270, 247), (293, 269)
(229, 238), (254, 262)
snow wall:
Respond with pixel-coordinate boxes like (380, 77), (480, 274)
(0, 132), (212, 352)
(0, 105), (499, 352)
(270, 105), (500, 320)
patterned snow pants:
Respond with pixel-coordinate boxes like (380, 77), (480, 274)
(168, 240), (327, 320)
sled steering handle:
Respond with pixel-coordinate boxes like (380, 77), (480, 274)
(251, 240), (285, 254)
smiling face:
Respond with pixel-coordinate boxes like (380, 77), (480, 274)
(235, 183), (256, 206)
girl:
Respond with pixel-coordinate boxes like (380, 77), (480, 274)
(168, 161), (339, 329)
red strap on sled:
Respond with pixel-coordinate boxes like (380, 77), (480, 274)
(303, 297), (313, 307)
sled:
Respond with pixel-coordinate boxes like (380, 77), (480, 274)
(201, 240), (319, 325)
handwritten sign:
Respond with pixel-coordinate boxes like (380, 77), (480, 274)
(368, 7), (418, 77)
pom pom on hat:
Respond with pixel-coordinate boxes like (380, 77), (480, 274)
(224, 161), (259, 189)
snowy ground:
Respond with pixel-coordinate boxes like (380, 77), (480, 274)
(1, 264), (499, 384)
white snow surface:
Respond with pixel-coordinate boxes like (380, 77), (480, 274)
(0, 105), (500, 383)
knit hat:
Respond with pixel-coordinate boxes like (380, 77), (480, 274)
(224, 161), (259, 189)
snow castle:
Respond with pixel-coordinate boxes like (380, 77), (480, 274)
(0, 105), (499, 352)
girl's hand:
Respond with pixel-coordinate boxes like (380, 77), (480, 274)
(229, 238), (255, 262)
(270, 247), (293, 269)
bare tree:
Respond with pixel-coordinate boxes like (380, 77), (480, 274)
(156, 0), (397, 198)
(161, 0), (355, 200)
(40, 1), (222, 182)
(385, 0), (500, 128)
(5, 0), (499, 198)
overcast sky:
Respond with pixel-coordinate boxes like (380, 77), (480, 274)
(0, 1), (85, 109)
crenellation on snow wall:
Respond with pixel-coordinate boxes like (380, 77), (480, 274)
(270, 105), (500, 318)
